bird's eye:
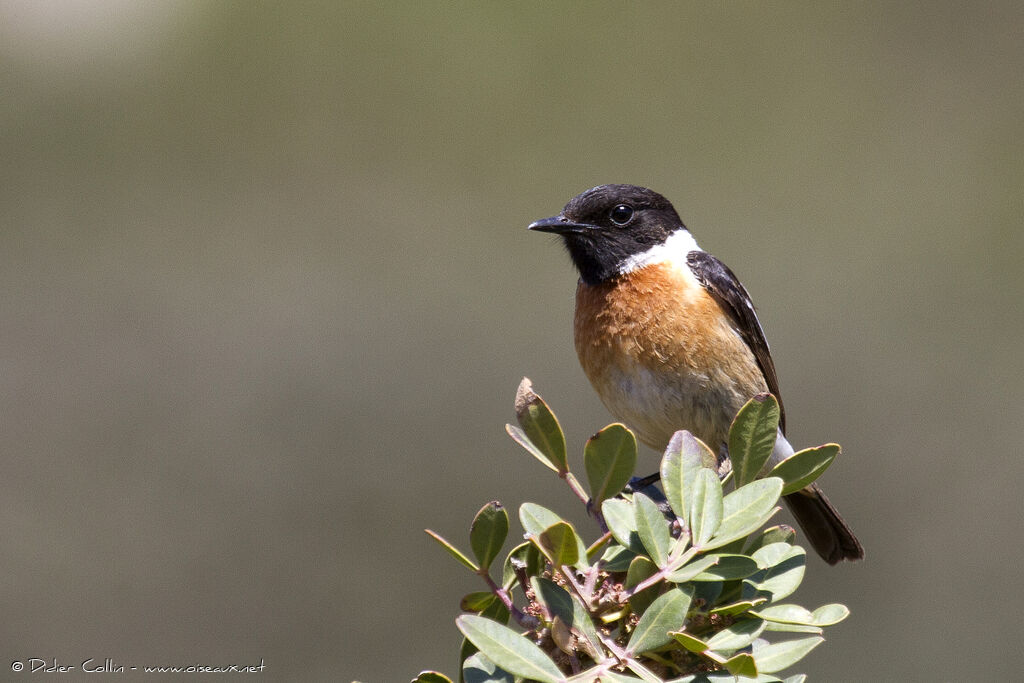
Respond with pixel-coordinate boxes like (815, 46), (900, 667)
(610, 204), (634, 225)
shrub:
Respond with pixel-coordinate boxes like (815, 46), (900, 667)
(416, 379), (849, 683)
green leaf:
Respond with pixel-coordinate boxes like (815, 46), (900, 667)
(602, 498), (645, 554)
(599, 544), (636, 572)
(512, 378), (567, 473)
(688, 468), (724, 547)
(519, 503), (564, 537)
(810, 603), (850, 626)
(520, 505), (587, 569)
(460, 636), (478, 677)
(584, 423), (637, 506)
(531, 578), (603, 659)
(471, 501), (509, 572)
(626, 555), (660, 615)
(689, 554), (760, 581)
(661, 430), (717, 519)
(425, 529), (479, 572)
(669, 630), (709, 653)
(462, 652), (515, 683)
(768, 444), (840, 495)
(412, 672), (454, 683)
(728, 394), (781, 489)
(753, 603), (849, 627)
(531, 576), (571, 622)
(505, 424), (557, 473)
(461, 592), (497, 612)
(502, 542), (544, 590)
(666, 554), (721, 583)
(750, 604), (812, 624)
(633, 493), (672, 568)
(456, 615), (565, 683)
(626, 586), (693, 655)
(752, 636), (823, 673)
(705, 618), (767, 651)
(709, 598), (768, 616)
(744, 525), (796, 555)
(744, 544), (807, 602)
(762, 621), (823, 635)
(535, 521), (580, 567)
(751, 541), (798, 568)
(480, 595), (510, 624)
(705, 477), (783, 549)
(724, 651), (757, 677)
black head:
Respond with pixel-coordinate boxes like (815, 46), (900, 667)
(528, 184), (686, 285)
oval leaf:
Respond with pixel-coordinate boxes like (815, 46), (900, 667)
(688, 468), (724, 547)
(744, 544), (807, 602)
(666, 554), (721, 583)
(752, 636), (824, 673)
(456, 615), (565, 683)
(462, 651), (516, 683)
(768, 444), (840, 496)
(531, 576), (572, 622)
(471, 501), (509, 571)
(670, 630), (709, 653)
(513, 378), (567, 473)
(724, 651), (757, 677)
(626, 555), (660, 615)
(425, 529), (479, 572)
(531, 578), (603, 658)
(744, 524), (796, 555)
(752, 604), (813, 625)
(710, 598), (768, 617)
(601, 498), (644, 554)
(810, 603), (850, 626)
(626, 586), (693, 655)
(506, 424), (559, 474)
(728, 394), (780, 488)
(599, 544), (636, 572)
(520, 504), (588, 569)
(519, 502), (565, 538)
(535, 521), (580, 567)
(705, 618), (767, 651)
(584, 423), (637, 506)
(633, 493), (672, 568)
(461, 591), (497, 612)
(689, 554), (760, 581)
(661, 430), (717, 519)
(706, 477), (784, 548)
(753, 602), (848, 627)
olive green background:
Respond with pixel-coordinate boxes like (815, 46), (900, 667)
(2, 2), (1021, 681)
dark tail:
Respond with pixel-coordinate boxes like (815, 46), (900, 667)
(783, 483), (864, 564)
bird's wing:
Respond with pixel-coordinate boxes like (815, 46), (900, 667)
(686, 250), (786, 433)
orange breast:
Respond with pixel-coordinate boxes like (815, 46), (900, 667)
(574, 262), (768, 452)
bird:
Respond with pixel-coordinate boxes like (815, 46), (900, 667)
(528, 184), (863, 564)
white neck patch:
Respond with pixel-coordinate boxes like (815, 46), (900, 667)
(617, 228), (702, 275)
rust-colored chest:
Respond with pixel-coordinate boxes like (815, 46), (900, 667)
(573, 262), (768, 450)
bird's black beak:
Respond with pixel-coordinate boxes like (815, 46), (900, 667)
(527, 215), (596, 235)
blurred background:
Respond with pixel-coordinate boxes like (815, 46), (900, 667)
(1, 2), (1021, 680)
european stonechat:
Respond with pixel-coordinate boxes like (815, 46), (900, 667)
(529, 184), (863, 564)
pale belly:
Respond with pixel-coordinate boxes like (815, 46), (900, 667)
(591, 356), (753, 453)
(573, 262), (768, 453)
